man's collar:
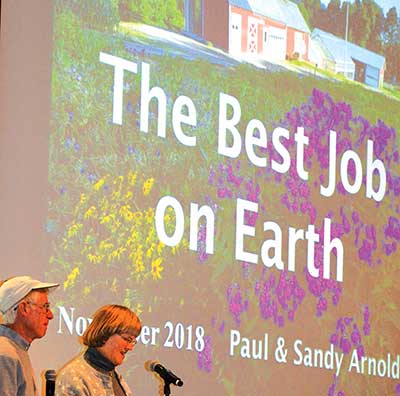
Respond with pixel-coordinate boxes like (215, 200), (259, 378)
(0, 324), (31, 351)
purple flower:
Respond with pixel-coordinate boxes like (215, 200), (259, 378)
(227, 284), (246, 326)
(351, 330), (361, 345)
(64, 137), (73, 148)
(356, 344), (364, 359)
(330, 333), (338, 346)
(352, 211), (359, 223)
(363, 306), (370, 322)
(363, 323), (371, 336)
(332, 293), (340, 306)
(340, 337), (352, 354)
(197, 336), (212, 373)
(344, 317), (353, 326)
(318, 296), (328, 311)
(358, 239), (372, 263)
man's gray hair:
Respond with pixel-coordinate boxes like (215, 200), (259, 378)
(0, 305), (18, 325)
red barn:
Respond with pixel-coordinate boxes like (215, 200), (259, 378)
(184, 0), (310, 62)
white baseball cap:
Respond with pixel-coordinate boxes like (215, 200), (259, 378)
(0, 276), (59, 314)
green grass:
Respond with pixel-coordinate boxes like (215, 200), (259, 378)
(383, 82), (400, 101)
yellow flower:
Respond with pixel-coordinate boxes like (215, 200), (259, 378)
(93, 178), (105, 191)
(113, 175), (124, 190)
(109, 247), (126, 261)
(110, 278), (117, 293)
(81, 245), (92, 255)
(84, 206), (97, 219)
(145, 208), (155, 224)
(157, 241), (164, 255)
(100, 214), (113, 224)
(125, 191), (133, 200)
(84, 234), (94, 245)
(132, 212), (143, 226)
(133, 245), (145, 273)
(151, 257), (163, 280)
(119, 205), (133, 222)
(127, 171), (137, 186)
(134, 303), (143, 315)
(99, 240), (114, 253)
(146, 242), (155, 258)
(63, 267), (80, 290)
(181, 239), (189, 249)
(79, 193), (87, 205)
(143, 178), (154, 196)
(110, 219), (121, 233)
(145, 228), (156, 246)
(87, 253), (103, 264)
(110, 190), (121, 201)
(83, 286), (91, 296)
(66, 223), (83, 239)
(100, 197), (109, 212)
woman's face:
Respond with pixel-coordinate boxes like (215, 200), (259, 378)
(97, 333), (137, 366)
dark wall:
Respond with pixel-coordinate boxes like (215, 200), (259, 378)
(204, 0), (229, 50)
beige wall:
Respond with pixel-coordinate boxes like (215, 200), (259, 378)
(0, 0), (53, 278)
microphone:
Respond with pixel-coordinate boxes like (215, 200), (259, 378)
(146, 360), (184, 387)
(45, 370), (56, 396)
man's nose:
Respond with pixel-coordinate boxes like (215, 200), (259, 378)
(47, 308), (54, 320)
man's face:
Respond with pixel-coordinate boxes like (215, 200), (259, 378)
(22, 290), (54, 342)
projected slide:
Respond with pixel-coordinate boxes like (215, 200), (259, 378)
(46, 1), (400, 395)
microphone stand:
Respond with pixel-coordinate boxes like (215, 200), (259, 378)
(163, 380), (172, 396)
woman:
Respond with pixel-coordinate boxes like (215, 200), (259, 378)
(55, 304), (141, 396)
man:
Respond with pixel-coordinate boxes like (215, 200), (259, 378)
(0, 276), (59, 396)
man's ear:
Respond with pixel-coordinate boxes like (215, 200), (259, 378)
(17, 301), (30, 318)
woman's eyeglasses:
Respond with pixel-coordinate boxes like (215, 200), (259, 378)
(119, 334), (138, 346)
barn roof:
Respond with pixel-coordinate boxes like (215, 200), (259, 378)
(229, 0), (310, 33)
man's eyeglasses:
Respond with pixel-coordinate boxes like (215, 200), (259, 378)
(119, 334), (138, 346)
(26, 300), (52, 313)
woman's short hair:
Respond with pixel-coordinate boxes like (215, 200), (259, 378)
(82, 304), (142, 347)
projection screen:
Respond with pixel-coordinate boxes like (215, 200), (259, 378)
(1, 0), (400, 395)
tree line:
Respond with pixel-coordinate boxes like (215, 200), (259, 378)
(299, 0), (400, 83)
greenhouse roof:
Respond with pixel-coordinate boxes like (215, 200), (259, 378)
(312, 28), (385, 70)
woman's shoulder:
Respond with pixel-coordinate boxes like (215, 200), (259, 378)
(57, 353), (88, 377)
